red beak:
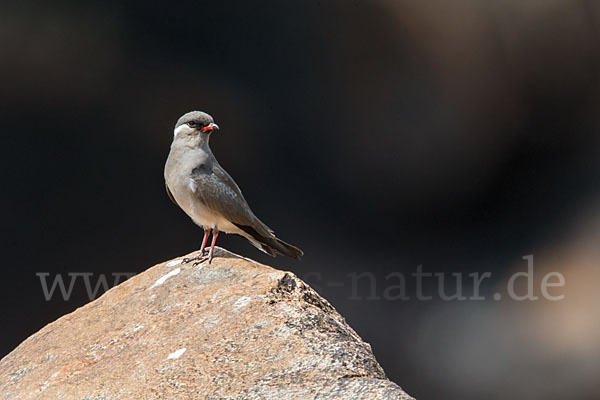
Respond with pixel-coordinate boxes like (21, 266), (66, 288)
(201, 122), (219, 132)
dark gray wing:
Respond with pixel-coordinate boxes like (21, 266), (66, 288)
(191, 162), (273, 236)
(192, 162), (304, 259)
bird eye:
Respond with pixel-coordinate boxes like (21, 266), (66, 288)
(188, 121), (197, 127)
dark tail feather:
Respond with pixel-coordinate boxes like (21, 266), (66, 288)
(270, 237), (304, 259)
(234, 223), (304, 259)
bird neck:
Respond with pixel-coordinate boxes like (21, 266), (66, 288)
(196, 134), (211, 151)
(177, 134), (212, 152)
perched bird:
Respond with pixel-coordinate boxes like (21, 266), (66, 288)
(164, 111), (303, 264)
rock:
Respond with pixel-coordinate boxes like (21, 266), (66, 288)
(0, 247), (414, 399)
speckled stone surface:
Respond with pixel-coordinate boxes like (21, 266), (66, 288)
(0, 248), (414, 400)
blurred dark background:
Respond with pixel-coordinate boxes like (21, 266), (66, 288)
(2, 1), (600, 399)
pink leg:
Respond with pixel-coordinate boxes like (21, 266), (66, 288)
(208, 229), (219, 264)
(183, 229), (211, 264)
(199, 229), (210, 255)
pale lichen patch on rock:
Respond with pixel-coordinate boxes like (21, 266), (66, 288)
(149, 268), (181, 289)
(165, 259), (183, 268)
(165, 348), (187, 361)
(233, 296), (252, 310)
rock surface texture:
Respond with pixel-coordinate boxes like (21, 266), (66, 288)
(0, 248), (414, 399)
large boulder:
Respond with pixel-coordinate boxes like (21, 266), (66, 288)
(0, 247), (414, 399)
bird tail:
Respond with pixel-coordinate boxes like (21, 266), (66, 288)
(269, 237), (304, 259)
(234, 223), (304, 260)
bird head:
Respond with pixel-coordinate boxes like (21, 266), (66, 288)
(173, 111), (219, 139)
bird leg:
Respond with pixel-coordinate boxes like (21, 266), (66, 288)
(183, 229), (210, 264)
(198, 229), (210, 256)
(184, 229), (219, 266)
(207, 229), (219, 264)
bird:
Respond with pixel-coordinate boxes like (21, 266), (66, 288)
(164, 111), (303, 264)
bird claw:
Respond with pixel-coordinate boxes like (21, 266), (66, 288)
(183, 249), (211, 266)
(192, 256), (210, 266)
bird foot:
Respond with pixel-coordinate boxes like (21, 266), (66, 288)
(191, 256), (209, 267)
(182, 249), (210, 265)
